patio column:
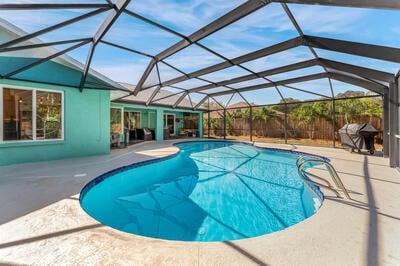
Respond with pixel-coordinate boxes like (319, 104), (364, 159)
(155, 108), (164, 141)
(207, 111), (210, 138)
(284, 103), (288, 144)
(389, 79), (399, 168)
(332, 99), (336, 148)
(250, 106), (253, 142)
(223, 109), (226, 140)
(198, 112), (203, 138)
(383, 91), (390, 157)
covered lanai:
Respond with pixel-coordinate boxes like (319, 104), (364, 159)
(1, 1), (400, 265)
(0, 0), (399, 167)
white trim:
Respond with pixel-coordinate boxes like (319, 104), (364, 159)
(36, 88), (64, 141)
(164, 113), (176, 136)
(32, 89), (37, 140)
(120, 107), (124, 134)
(2, 84), (65, 94)
(61, 90), (65, 140)
(0, 138), (63, 145)
(0, 84), (64, 143)
(0, 86), (3, 142)
(110, 106), (124, 134)
(137, 111), (142, 129)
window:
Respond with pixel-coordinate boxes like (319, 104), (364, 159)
(3, 88), (32, 141)
(110, 108), (122, 133)
(36, 91), (63, 140)
(124, 111), (140, 130)
(1, 86), (63, 142)
(164, 113), (175, 135)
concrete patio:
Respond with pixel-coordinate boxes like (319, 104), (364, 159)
(0, 140), (399, 266)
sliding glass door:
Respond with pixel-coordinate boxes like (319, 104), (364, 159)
(124, 111), (140, 130)
(164, 113), (175, 136)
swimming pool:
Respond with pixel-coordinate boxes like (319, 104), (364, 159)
(80, 141), (323, 242)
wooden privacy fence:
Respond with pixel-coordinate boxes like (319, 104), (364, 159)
(204, 115), (382, 143)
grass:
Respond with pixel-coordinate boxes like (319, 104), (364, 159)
(205, 134), (383, 151)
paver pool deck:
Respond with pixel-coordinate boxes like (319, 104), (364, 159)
(0, 139), (399, 265)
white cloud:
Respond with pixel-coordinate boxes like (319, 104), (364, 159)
(391, 26), (400, 35)
(164, 53), (222, 71)
(164, 44), (224, 72)
(0, 8), (107, 43)
(229, 78), (267, 89)
(243, 47), (314, 72)
(157, 61), (189, 82)
(267, 66), (325, 81)
(174, 78), (209, 89)
(199, 40), (252, 59)
(289, 5), (367, 34)
(223, 3), (295, 33)
(199, 66), (250, 82)
(0, 10), (66, 32)
(194, 4), (299, 58)
(92, 62), (149, 85)
(130, 0), (244, 34)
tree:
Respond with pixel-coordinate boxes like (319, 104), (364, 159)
(203, 117), (219, 135)
(289, 102), (330, 139)
(225, 112), (233, 135)
(252, 107), (276, 136)
(226, 109), (250, 135)
(336, 90), (365, 98)
(335, 97), (382, 123)
(272, 98), (300, 113)
(359, 98), (382, 121)
(201, 101), (223, 111)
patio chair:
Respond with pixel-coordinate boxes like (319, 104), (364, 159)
(136, 128), (152, 141)
(179, 128), (188, 137)
(110, 132), (120, 147)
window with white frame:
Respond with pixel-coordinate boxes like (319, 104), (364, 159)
(124, 111), (141, 130)
(1, 86), (63, 142)
(110, 107), (123, 134)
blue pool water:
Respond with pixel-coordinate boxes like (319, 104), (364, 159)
(80, 141), (323, 242)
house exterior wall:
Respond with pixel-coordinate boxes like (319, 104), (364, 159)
(110, 103), (204, 141)
(0, 79), (110, 166)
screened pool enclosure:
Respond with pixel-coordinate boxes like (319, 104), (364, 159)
(0, 0), (399, 167)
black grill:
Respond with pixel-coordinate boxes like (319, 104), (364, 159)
(338, 123), (379, 154)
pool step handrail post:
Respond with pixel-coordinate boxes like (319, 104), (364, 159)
(324, 161), (351, 199)
(296, 155), (351, 200)
(297, 160), (342, 198)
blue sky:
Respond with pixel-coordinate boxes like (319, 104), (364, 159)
(0, 0), (399, 104)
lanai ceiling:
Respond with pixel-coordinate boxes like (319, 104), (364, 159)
(0, 0), (399, 111)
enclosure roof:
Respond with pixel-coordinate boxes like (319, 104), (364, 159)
(0, 1), (399, 111)
(0, 17), (128, 92)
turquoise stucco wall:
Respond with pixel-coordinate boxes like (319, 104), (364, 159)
(156, 109), (164, 141)
(198, 112), (203, 138)
(0, 79), (110, 166)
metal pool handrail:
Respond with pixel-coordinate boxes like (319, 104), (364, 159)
(296, 155), (351, 199)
